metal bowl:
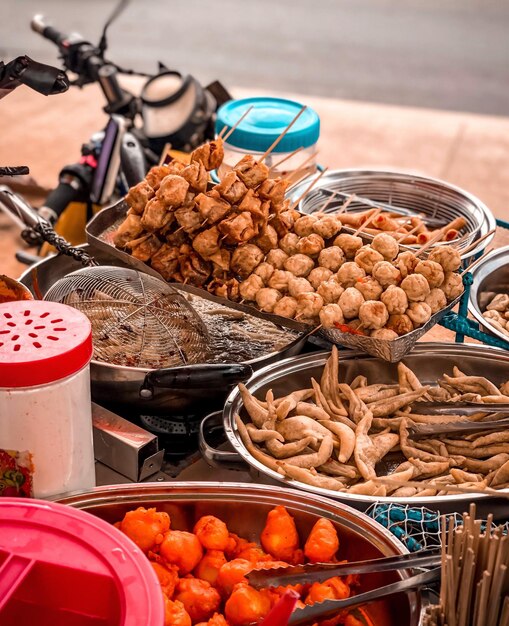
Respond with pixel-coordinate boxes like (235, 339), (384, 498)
(55, 481), (422, 626)
(221, 343), (509, 516)
(468, 245), (509, 346)
(288, 169), (495, 263)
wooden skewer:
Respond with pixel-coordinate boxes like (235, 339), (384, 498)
(353, 208), (383, 236)
(269, 146), (305, 172)
(412, 227), (448, 257)
(289, 167), (328, 211)
(218, 124), (228, 139)
(461, 247), (495, 276)
(318, 190), (338, 214)
(336, 193), (357, 214)
(396, 222), (421, 242)
(222, 105), (254, 143)
(285, 151), (319, 188)
(258, 106), (307, 164)
(158, 143), (172, 166)
(461, 228), (497, 255)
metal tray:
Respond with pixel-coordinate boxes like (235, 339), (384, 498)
(220, 343), (509, 516)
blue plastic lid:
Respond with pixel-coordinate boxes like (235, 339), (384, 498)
(215, 97), (320, 153)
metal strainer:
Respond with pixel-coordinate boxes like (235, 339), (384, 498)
(44, 266), (211, 369)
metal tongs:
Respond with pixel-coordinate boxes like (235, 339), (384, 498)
(246, 550), (441, 625)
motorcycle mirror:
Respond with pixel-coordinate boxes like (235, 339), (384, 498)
(97, 0), (130, 56)
(0, 56), (69, 99)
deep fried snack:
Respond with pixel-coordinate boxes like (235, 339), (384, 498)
(261, 505), (300, 562)
(160, 530), (203, 575)
(194, 516), (230, 551)
(126, 180), (155, 215)
(119, 506), (170, 553)
(234, 154), (269, 188)
(113, 213), (144, 247)
(191, 137), (224, 171)
(174, 577), (221, 623)
(304, 518), (340, 563)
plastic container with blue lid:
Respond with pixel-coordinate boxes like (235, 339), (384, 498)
(215, 96), (320, 180)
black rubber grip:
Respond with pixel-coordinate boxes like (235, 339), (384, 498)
(44, 182), (83, 218)
(42, 25), (66, 46)
(144, 364), (253, 391)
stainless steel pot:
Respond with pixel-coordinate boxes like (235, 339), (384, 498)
(55, 482), (422, 626)
(18, 246), (309, 415)
(208, 343), (509, 515)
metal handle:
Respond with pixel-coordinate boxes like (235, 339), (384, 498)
(410, 418), (509, 440)
(199, 411), (247, 468)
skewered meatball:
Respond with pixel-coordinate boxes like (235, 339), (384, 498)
(396, 251), (419, 278)
(308, 267), (333, 290)
(441, 271), (463, 301)
(381, 285), (409, 315)
(268, 270), (294, 293)
(266, 249), (289, 270)
(371, 328), (398, 340)
(313, 215), (342, 240)
(371, 233), (399, 261)
(293, 214), (319, 237)
(318, 247), (345, 272)
(296, 292), (324, 320)
(333, 233), (363, 259)
(279, 233), (300, 256)
(255, 288), (282, 313)
(425, 288), (447, 314)
(253, 262), (275, 284)
(428, 246), (462, 272)
(297, 234), (325, 258)
(319, 303), (345, 329)
(359, 300), (389, 330)
(231, 244), (264, 278)
(288, 276), (315, 298)
(372, 261), (401, 288)
(273, 296), (298, 319)
(336, 262), (366, 288)
(354, 246), (385, 274)
(338, 287), (365, 320)
(284, 254), (315, 277)
(406, 302), (432, 326)
(355, 276), (383, 301)
(400, 274), (430, 302)
(317, 280), (344, 304)
(386, 313), (414, 336)
(415, 260), (444, 289)
(239, 275), (264, 301)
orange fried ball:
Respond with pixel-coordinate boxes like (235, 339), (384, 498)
(304, 518), (340, 563)
(225, 584), (271, 626)
(119, 506), (170, 553)
(194, 550), (227, 586)
(174, 577), (222, 623)
(193, 515), (230, 550)
(216, 559), (253, 597)
(151, 561), (179, 599)
(160, 530), (203, 575)
(195, 614), (230, 626)
(261, 505), (300, 562)
(305, 576), (351, 605)
(163, 597), (191, 626)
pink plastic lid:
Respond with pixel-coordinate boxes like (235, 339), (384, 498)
(0, 498), (165, 626)
(0, 301), (93, 388)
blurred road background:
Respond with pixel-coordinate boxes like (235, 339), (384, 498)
(2, 0), (508, 115)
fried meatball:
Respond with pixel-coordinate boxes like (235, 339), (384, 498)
(266, 248), (289, 270)
(371, 232), (399, 261)
(415, 260), (444, 289)
(253, 262), (275, 284)
(296, 292), (324, 320)
(428, 246), (462, 272)
(293, 214), (319, 237)
(231, 244), (264, 278)
(279, 233), (300, 256)
(319, 303), (345, 329)
(354, 246), (385, 274)
(284, 254), (315, 277)
(381, 285), (409, 315)
(336, 262), (366, 288)
(338, 287), (365, 319)
(400, 273), (431, 302)
(358, 300), (389, 330)
(318, 247), (346, 272)
(239, 275), (264, 301)
(268, 270), (294, 292)
(386, 313), (414, 336)
(297, 233), (325, 258)
(317, 280), (344, 304)
(371, 328), (398, 340)
(406, 302), (432, 326)
(425, 287), (447, 314)
(313, 215), (342, 240)
(372, 261), (401, 288)
(273, 296), (298, 319)
(288, 276), (315, 298)
(308, 267), (333, 290)
(441, 271), (464, 301)
(355, 276), (383, 301)
(333, 233), (363, 259)
(255, 288), (282, 313)
(396, 251), (419, 278)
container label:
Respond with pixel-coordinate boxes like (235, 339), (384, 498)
(0, 450), (34, 497)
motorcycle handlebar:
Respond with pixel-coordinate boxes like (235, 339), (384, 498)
(31, 14), (68, 47)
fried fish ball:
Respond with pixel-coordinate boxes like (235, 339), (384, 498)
(296, 233), (325, 258)
(304, 518), (340, 563)
(441, 271), (463, 300)
(400, 273), (431, 302)
(317, 280), (344, 304)
(425, 287), (447, 314)
(253, 262), (275, 284)
(268, 269), (294, 292)
(293, 214), (320, 237)
(386, 313), (414, 336)
(231, 244), (264, 278)
(256, 287), (282, 312)
(225, 585), (271, 626)
(126, 180), (155, 215)
(371, 232), (399, 261)
(415, 260), (444, 288)
(193, 516), (230, 551)
(428, 246), (462, 272)
(119, 507), (170, 553)
(396, 250), (419, 278)
(318, 246), (346, 272)
(338, 287), (365, 319)
(336, 262), (366, 287)
(355, 276), (383, 301)
(288, 276), (315, 298)
(279, 233), (300, 256)
(160, 530), (203, 575)
(296, 292), (324, 319)
(359, 300), (389, 330)
(406, 301), (432, 326)
(174, 578), (221, 623)
(284, 254), (315, 277)
(372, 261), (401, 288)
(380, 285), (409, 315)
(333, 233), (363, 259)
(266, 248), (289, 270)
(239, 275), (264, 301)
(273, 296), (298, 319)
(308, 267), (333, 290)
(319, 303), (344, 329)
(354, 246), (385, 274)
(371, 328), (398, 340)
(312, 214), (342, 240)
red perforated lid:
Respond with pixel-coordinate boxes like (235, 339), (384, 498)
(0, 301), (93, 388)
